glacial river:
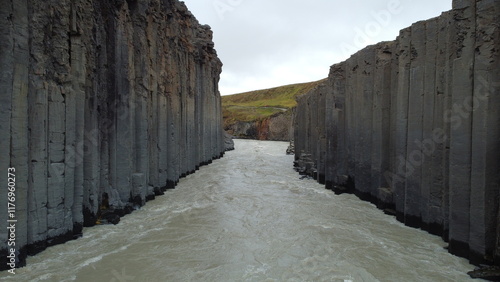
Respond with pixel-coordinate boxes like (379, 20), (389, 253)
(1, 140), (479, 281)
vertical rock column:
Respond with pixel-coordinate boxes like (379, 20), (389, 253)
(27, 9), (49, 256)
(448, 0), (476, 259)
(429, 11), (452, 239)
(469, 0), (500, 264)
(0, 0), (30, 267)
(10, 3), (30, 263)
(308, 89), (319, 179)
(324, 67), (338, 190)
(404, 21), (426, 228)
(69, 1), (86, 237)
(392, 27), (411, 222)
(420, 17), (439, 235)
(316, 85), (327, 184)
(371, 42), (393, 209)
(345, 51), (359, 191)
(294, 94), (308, 168)
(355, 46), (375, 200)
(326, 63), (346, 190)
(0, 0), (14, 265)
(113, 6), (134, 207)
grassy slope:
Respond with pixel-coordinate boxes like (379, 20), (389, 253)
(222, 79), (325, 128)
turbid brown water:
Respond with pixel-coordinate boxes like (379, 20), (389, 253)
(0, 140), (479, 281)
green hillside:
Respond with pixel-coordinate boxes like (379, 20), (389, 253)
(222, 79), (325, 128)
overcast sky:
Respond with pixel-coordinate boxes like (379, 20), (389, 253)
(182, 0), (452, 95)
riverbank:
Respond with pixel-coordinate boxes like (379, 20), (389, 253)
(0, 140), (478, 281)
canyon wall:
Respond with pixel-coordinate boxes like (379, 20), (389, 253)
(0, 0), (225, 269)
(226, 111), (294, 141)
(295, 0), (499, 265)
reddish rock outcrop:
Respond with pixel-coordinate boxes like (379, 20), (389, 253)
(226, 110), (294, 141)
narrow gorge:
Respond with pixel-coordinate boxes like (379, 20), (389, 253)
(294, 0), (499, 268)
(1, 0), (225, 270)
(2, 0), (499, 278)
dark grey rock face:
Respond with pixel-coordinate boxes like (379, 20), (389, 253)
(224, 131), (235, 151)
(294, 0), (500, 267)
(0, 0), (225, 270)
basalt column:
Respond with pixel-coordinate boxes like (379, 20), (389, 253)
(294, 0), (500, 266)
(0, 0), (224, 270)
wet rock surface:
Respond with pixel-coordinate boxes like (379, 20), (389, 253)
(468, 265), (500, 281)
(286, 141), (295, 155)
(224, 131), (235, 151)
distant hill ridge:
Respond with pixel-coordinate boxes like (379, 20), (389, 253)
(222, 79), (325, 140)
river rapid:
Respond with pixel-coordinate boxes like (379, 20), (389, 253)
(1, 140), (479, 281)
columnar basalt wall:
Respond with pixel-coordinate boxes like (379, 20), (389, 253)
(294, 0), (499, 266)
(0, 0), (224, 269)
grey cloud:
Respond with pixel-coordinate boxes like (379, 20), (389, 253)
(183, 0), (451, 95)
